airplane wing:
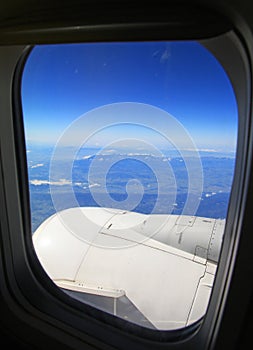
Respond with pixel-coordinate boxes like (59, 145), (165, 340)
(33, 207), (224, 330)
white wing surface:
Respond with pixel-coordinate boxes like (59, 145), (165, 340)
(33, 207), (224, 330)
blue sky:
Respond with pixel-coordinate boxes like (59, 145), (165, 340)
(22, 41), (238, 152)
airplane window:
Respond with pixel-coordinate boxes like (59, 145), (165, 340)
(21, 41), (237, 331)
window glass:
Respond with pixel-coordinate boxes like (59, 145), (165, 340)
(22, 41), (237, 330)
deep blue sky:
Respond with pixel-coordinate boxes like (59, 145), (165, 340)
(22, 41), (237, 152)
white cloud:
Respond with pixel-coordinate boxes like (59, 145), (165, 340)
(30, 179), (71, 186)
(31, 163), (44, 168)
